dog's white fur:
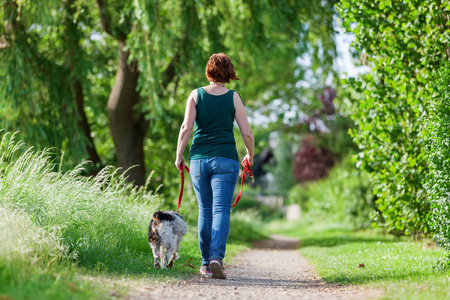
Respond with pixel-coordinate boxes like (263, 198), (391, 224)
(148, 210), (187, 269)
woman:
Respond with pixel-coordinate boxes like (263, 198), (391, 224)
(175, 53), (254, 279)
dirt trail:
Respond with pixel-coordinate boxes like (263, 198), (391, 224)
(127, 235), (382, 300)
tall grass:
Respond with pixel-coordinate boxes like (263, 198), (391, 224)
(0, 206), (65, 266)
(0, 132), (167, 299)
(0, 205), (107, 299)
(0, 133), (161, 274)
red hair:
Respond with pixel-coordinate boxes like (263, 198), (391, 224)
(205, 53), (240, 83)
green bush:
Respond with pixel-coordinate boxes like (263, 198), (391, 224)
(229, 210), (267, 243)
(288, 155), (375, 228)
(338, 0), (450, 234)
(233, 195), (284, 221)
(425, 65), (450, 264)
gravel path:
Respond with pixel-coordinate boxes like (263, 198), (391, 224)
(127, 235), (382, 300)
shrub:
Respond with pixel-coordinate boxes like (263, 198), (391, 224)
(233, 195), (284, 221)
(425, 65), (450, 264)
(338, 0), (450, 234)
(288, 155), (375, 228)
(293, 135), (335, 183)
(229, 210), (267, 243)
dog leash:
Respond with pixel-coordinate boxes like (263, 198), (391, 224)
(177, 158), (254, 213)
(177, 165), (190, 213)
(232, 158), (254, 208)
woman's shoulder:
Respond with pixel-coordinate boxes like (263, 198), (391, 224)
(187, 89), (199, 103)
(232, 90), (242, 98)
(233, 90), (245, 107)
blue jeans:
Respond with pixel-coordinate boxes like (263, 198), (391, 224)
(189, 157), (239, 266)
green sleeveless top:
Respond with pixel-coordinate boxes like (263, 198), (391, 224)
(189, 87), (239, 162)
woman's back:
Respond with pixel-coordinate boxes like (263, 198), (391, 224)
(189, 87), (238, 162)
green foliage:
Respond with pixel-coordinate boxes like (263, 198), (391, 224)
(258, 85), (359, 193)
(233, 196), (284, 222)
(338, 0), (450, 234)
(229, 210), (267, 243)
(424, 64), (450, 264)
(2, 0), (340, 194)
(1, 0), (109, 167)
(288, 155), (375, 228)
(319, 115), (358, 158)
(130, 0), (340, 194)
(266, 131), (297, 194)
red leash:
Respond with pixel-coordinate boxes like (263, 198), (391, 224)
(177, 158), (254, 213)
(232, 158), (254, 208)
(177, 165), (190, 213)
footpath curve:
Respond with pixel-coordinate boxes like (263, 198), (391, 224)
(127, 235), (382, 300)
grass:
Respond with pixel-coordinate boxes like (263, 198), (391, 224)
(0, 133), (257, 299)
(267, 220), (450, 299)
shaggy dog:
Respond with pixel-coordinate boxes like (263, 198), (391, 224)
(148, 210), (187, 269)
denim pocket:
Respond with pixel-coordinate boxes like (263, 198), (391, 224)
(215, 157), (239, 174)
(189, 160), (201, 177)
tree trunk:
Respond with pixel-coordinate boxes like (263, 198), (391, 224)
(73, 79), (101, 165)
(108, 39), (148, 186)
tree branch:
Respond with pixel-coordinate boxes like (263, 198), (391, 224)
(4, 0), (67, 77)
(64, 0), (101, 165)
(159, 2), (198, 90)
(96, 0), (113, 36)
(161, 54), (178, 90)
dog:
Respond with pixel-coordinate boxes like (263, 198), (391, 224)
(148, 210), (187, 269)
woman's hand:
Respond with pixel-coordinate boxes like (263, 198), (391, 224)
(175, 156), (185, 171)
(242, 154), (253, 166)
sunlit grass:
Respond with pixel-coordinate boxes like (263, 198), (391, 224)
(267, 220), (450, 299)
(0, 205), (107, 299)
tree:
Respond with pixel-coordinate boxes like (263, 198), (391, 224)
(2, 0), (339, 187)
(425, 64), (450, 265)
(2, 0), (100, 167)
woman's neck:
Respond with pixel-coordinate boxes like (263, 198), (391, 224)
(209, 82), (226, 87)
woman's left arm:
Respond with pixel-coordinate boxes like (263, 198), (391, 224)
(175, 89), (197, 171)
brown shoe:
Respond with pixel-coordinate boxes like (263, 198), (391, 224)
(209, 259), (226, 279)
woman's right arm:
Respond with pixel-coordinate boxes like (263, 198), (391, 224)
(234, 92), (254, 166)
